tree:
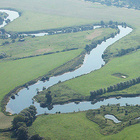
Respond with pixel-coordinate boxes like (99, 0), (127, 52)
(19, 105), (37, 126)
(90, 91), (97, 99)
(125, 110), (128, 115)
(0, 28), (6, 34)
(85, 44), (90, 52)
(16, 122), (26, 129)
(17, 126), (28, 140)
(45, 93), (52, 104)
(12, 39), (15, 43)
(29, 134), (44, 140)
(129, 120), (132, 125)
(12, 115), (25, 129)
(42, 86), (46, 90)
(100, 20), (105, 26)
(109, 20), (113, 25)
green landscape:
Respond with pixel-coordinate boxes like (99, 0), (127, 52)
(0, 0), (140, 139)
(28, 105), (140, 140)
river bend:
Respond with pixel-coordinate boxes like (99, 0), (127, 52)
(0, 9), (135, 115)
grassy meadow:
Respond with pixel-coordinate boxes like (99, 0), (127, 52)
(0, 0), (139, 32)
(37, 50), (140, 104)
(0, 50), (82, 108)
(0, 132), (15, 140)
(5, 11), (93, 32)
(0, 0), (139, 139)
(0, 27), (115, 109)
(29, 112), (103, 140)
(0, 112), (13, 129)
(86, 105), (140, 135)
(0, 0), (140, 59)
(0, 28), (115, 59)
(29, 111), (140, 140)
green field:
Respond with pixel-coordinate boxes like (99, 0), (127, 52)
(86, 105), (140, 135)
(0, 50), (82, 108)
(36, 50), (140, 104)
(1, 0), (139, 62)
(0, 0), (139, 33)
(29, 111), (140, 140)
(0, 28), (115, 59)
(5, 11), (93, 32)
(0, 112), (13, 129)
(0, 27), (115, 109)
(0, 132), (15, 140)
(0, 0), (140, 139)
(29, 112), (103, 140)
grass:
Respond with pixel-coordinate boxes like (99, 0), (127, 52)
(86, 105), (140, 135)
(0, 0), (139, 58)
(5, 11), (94, 32)
(0, 26), (116, 133)
(0, 132), (15, 140)
(103, 28), (140, 61)
(28, 110), (140, 140)
(64, 50), (140, 95)
(0, 27), (115, 109)
(0, 49), (82, 109)
(36, 50), (140, 104)
(0, 0), (140, 138)
(0, 112), (13, 129)
(0, 0), (139, 31)
(0, 28), (115, 59)
(29, 112), (103, 140)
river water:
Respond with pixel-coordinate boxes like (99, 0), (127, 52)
(1, 9), (136, 115)
(0, 9), (19, 28)
(6, 25), (133, 114)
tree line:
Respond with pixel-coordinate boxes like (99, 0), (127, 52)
(102, 45), (140, 62)
(90, 76), (140, 100)
(85, 20), (120, 53)
(85, 0), (140, 10)
(12, 105), (44, 140)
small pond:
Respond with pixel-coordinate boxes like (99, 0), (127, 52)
(105, 114), (121, 123)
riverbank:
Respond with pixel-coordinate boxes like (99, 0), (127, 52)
(5, 26), (122, 114)
(43, 47), (139, 110)
(0, 9), (117, 115)
(33, 26), (136, 109)
(0, 0), (140, 139)
(1, 49), (82, 114)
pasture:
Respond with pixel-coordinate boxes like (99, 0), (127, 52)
(0, 28), (115, 59)
(0, 112), (13, 129)
(0, 0), (139, 139)
(0, 49), (81, 107)
(29, 111), (140, 140)
(37, 50), (140, 104)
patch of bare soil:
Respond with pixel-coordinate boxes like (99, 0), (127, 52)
(86, 30), (102, 40)
(36, 48), (52, 54)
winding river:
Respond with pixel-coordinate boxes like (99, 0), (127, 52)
(1, 9), (136, 115)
